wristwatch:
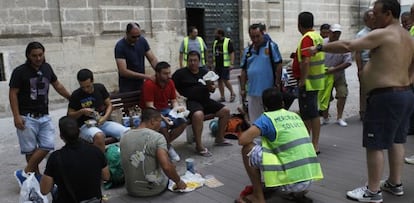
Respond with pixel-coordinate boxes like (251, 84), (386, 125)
(316, 44), (323, 52)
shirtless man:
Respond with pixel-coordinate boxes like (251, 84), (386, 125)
(308, 0), (414, 202)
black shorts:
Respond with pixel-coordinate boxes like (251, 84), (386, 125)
(187, 99), (224, 116)
(363, 88), (414, 149)
(298, 87), (319, 120)
(214, 66), (230, 80)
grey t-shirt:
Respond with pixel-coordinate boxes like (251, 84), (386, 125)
(120, 128), (168, 197)
(179, 37), (207, 66)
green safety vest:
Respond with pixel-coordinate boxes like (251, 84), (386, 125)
(297, 31), (325, 91)
(262, 110), (323, 187)
(410, 26), (414, 37)
(183, 36), (206, 67)
(213, 37), (231, 67)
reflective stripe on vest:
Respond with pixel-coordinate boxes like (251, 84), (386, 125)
(297, 31), (326, 91)
(213, 37), (231, 67)
(183, 36), (206, 67)
(261, 110), (323, 187)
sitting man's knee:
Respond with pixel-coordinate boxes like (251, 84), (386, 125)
(93, 132), (105, 143)
(192, 111), (204, 120)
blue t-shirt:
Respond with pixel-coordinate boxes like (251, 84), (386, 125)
(253, 114), (277, 142)
(240, 40), (282, 96)
(114, 37), (150, 92)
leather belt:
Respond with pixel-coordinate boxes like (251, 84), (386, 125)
(367, 86), (411, 97)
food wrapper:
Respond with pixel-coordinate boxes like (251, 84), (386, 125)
(202, 71), (219, 82)
(168, 171), (205, 192)
(168, 106), (190, 119)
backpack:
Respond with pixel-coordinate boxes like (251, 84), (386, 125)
(104, 144), (125, 189)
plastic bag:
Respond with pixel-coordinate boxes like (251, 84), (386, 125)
(104, 144), (125, 189)
(168, 171), (205, 192)
(19, 172), (48, 203)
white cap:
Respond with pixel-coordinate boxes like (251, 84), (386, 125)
(330, 24), (342, 32)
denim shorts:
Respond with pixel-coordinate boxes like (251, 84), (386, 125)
(80, 121), (129, 143)
(17, 115), (55, 154)
(247, 144), (312, 192)
(160, 108), (187, 129)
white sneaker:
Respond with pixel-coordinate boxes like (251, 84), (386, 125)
(321, 118), (330, 125)
(346, 186), (383, 202)
(337, 119), (348, 127)
(405, 155), (414, 164)
(168, 146), (180, 162)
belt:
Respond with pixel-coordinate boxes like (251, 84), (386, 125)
(26, 113), (46, 118)
(367, 86), (411, 97)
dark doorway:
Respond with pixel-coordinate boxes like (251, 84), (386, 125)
(186, 8), (205, 39)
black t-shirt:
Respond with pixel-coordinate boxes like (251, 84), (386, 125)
(44, 141), (107, 203)
(172, 67), (210, 102)
(9, 62), (57, 115)
(214, 39), (234, 67)
(68, 83), (109, 127)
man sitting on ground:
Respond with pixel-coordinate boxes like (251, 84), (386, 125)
(68, 69), (129, 152)
(140, 61), (188, 161)
(40, 116), (110, 202)
(172, 51), (232, 157)
(237, 88), (323, 203)
(120, 108), (186, 197)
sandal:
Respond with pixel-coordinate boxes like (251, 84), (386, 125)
(214, 140), (233, 146)
(197, 148), (213, 157)
(230, 94), (236, 102)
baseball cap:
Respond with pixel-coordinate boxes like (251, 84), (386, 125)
(330, 24), (342, 32)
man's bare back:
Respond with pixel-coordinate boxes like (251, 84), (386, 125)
(363, 22), (414, 93)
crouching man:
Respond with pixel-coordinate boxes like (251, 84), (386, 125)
(120, 108), (186, 197)
(237, 88), (323, 203)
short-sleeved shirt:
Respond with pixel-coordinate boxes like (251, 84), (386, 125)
(355, 26), (371, 64)
(114, 37), (150, 92)
(68, 83), (109, 127)
(44, 142), (107, 203)
(9, 62), (57, 115)
(172, 67), (210, 102)
(240, 40), (282, 96)
(140, 79), (177, 110)
(214, 39), (234, 67)
(120, 128), (169, 197)
(292, 36), (313, 79)
(253, 114), (277, 142)
(324, 51), (352, 79)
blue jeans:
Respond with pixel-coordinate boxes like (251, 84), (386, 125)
(160, 108), (187, 129)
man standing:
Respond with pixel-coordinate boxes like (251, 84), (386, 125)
(140, 61), (188, 162)
(240, 23), (283, 122)
(212, 28), (236, 102)
(400, 11), (412, 31)
(120, 108), (186, 197)
(179, 26), (208, 68)
(9, 41), (71, 186)
(40, 116), (110, 202)
(309, 1), (414, 202)
(173, 51), (232, 157)
(236, 88), (323, 203)
(296, 12), (326, 154)
(320, 24), (352, 127)
(355, 9), (375, 121)
(114, 22), (158, 92)
(68, 69), (129, 152)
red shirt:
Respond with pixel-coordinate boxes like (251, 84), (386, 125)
(140, 79), (177, 110)
(292, 35), (314, 79)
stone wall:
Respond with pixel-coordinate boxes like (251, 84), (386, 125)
(0, 0), (370, 116)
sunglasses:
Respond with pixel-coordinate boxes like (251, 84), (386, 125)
(131, 35), (140, 39)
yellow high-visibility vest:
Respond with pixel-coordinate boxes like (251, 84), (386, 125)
(297, 31), (325, 91)
(183, 36), (205, 67)
(213, 37), (231, 67)
(262, 110), (323, 187)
